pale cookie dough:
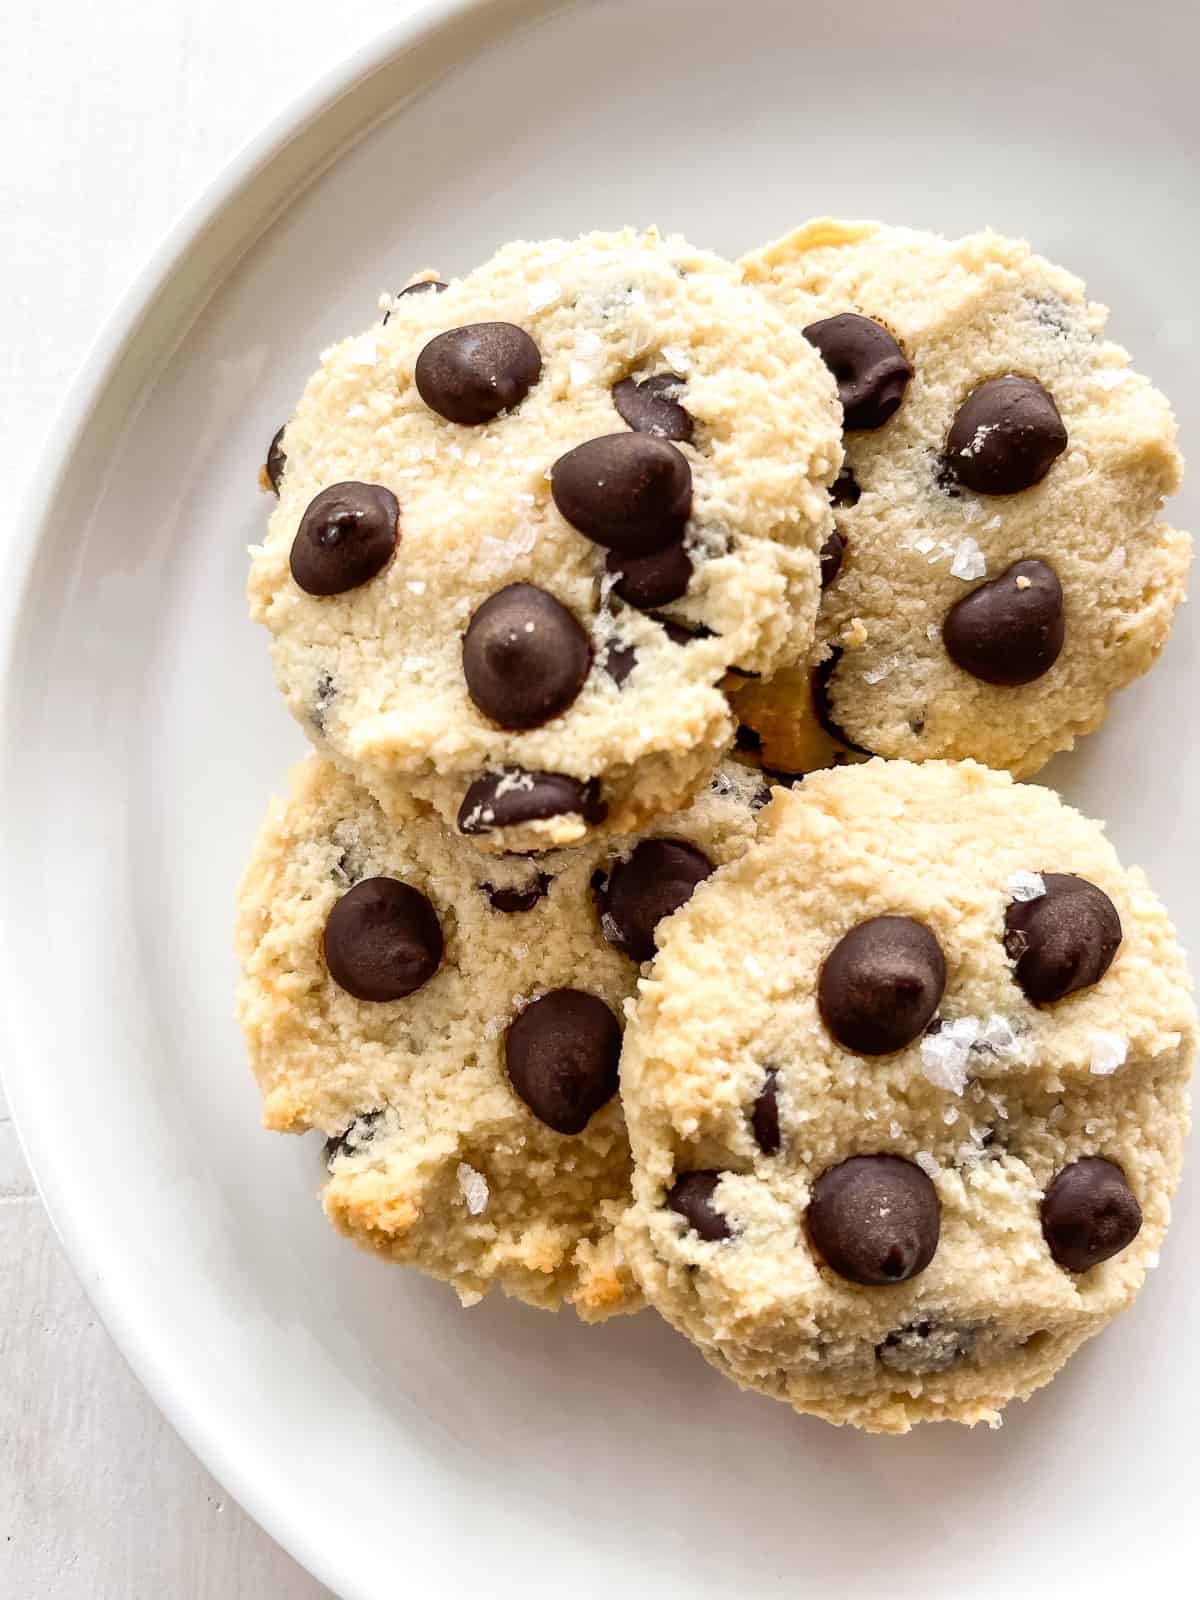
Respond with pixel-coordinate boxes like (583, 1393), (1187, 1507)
(235, 756), (766, 1318)
(619, 760), (1195, 1430)
(733, 220), (1190, 779)
(249, 229), (841, 851)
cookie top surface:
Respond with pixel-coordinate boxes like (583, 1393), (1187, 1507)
(736, 220), (1190, 779)
(618, 760), (1195, 1430)
(249, 229), (841, 850)
(235, 755), (766, 1318)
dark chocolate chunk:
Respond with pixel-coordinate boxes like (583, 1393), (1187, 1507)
(462, 583), (591, 730)
(829, 465), (861, 507)
(324, 1108), (385, 1169)
(310, 669), (336, 733)
(484, 874), (552, 914)
(944, 375), (1067, 494)
(818, 916), (946, 1055)
(943, 558), (1065, 686)
(290, 481), (399, 596)
(504, 989), (621, 1134)
(653, 614), (713, 647)
(415, 322), (541, 424)
(600, 640), (637, 686)
(1004, 872), (1121, 1003)
(265, 425), (287, 494)
(399, 278), (447, 299)
(807, 1155), (940, 1285)
(594, 838), (714, 962)
(667, 1171), (731, 1241)
(1041, 1157), (1141, 1272)
(551, 433), (692, 555)
(458, 769), (606, 835)
(382, 279), (448, 325)
(877, 1320), (975, 1373)
(612, 373), (694, 442)
(803, 313), (913, 430)
(605, 542), (693, 608)
(751, 1067), (781, 1155)
(323, 877), (443, 1002)
(820, 529), (847, 589)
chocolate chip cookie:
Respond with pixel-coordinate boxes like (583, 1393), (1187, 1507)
(249, 229), (841, 851)
(733, 220), (1190, 778)
(618, 760), (1195, 1429)
(235, 756), (766, 1317)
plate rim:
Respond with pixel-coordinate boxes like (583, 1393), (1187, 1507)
(0, 4), (573, 1594)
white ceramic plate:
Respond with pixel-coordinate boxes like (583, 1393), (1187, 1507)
(3, 1), (1198, 1594)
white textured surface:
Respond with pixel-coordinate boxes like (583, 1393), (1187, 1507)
(0, 2), (405, 1593)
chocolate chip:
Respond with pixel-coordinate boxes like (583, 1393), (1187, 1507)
(323, 877), (443, 1001)
(462, 584), (591, 730)
(399, 278), (447, 298)
(943, 558), (1064, 686)
(819, 916), (946, 1055)
(734, 724), (762, 752)
(382, 279), (448, 325)
(756, 768), (801, 793)
(751, 1068), (781, 1154)
(265, 426), (287, 494)
(310, 669), (336, 734)
(810, 649), (873, 755)
(600, 640), (637, 686)
(324, 1108), (385, 1169)
(654, 615), (713, 646)
(504, 989), (621, 1134)
(415, 322), (541, 424)
(484, 874), (552, 913)
(807, 1155), (940, 1285)
(612, 373), (694, 442)
(803, 313), (913, 431)
(458, 769), (606, 835)
(944, 375), (1067, 495)
(667, 1171), (731, 1241)
(877, 1320), (975, 1373)
(829, 466), (861, 507)
(1041, 1157), (1141, 1272)
(820, 529), (847, 589)
(1004, 873), (1121, 1003)
(290, 482), (399, 596)
(594, 838), (714, 962)
(605, 542), (693, 609)
(551, 433), (692, 555)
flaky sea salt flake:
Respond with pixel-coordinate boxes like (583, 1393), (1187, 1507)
(1007, 870), (1046, 902)
(950, 537), (987, 581)
(527, 278), (562, 312)
(1089, 1032), (1127, 1075)
(920, 1017), (980, 1095)
(456, 1163), (489, 1216)
(979, 1013), (1020, 1060)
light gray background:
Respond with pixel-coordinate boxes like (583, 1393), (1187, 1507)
(0, 6), (405, 1593)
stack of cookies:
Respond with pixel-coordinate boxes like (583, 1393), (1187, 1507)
(236, 221), (1196, 1433)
